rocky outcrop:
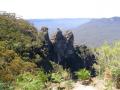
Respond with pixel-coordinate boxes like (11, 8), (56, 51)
(40, 27), (96, 73)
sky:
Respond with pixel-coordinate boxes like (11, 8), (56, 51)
(0, 0), (120, 19)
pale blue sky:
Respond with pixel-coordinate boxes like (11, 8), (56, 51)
(0, 0), (120, 19)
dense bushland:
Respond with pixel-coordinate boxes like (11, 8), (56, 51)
(0, 14), (50, 90)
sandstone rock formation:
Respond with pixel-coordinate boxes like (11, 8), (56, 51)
(40, 27), (96, 73)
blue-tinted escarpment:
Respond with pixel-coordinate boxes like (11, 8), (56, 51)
(73, 17), (120, 47)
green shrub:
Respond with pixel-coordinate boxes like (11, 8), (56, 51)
(51, 72), (63, 83)
(95, 42), (120, 77)
(95, 41), (120, 89)
(0, 81), (14, 90)
(50, 62), (71, 83)
(15, 70), (47, 90)
(75, 68), (90, 80)
(112, 68), (120, 89)
(0, 49), (37, 82)
(0, 81), (4, 90)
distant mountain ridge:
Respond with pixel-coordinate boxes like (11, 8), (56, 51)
(90, 17), (120, 24)
(73, 17), (120, 47)
(28, 18), (90, 34)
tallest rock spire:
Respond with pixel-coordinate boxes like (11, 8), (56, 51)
(50, 28), (75, 62)
(51, 29), (67, 62)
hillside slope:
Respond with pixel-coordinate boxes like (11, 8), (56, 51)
(73, 17), (120, 47)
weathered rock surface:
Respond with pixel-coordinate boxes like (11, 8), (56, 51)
(64, 30), (74, 56)
(50, 28), (75, 62)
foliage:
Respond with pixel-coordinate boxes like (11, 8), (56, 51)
(12, 41), (44, 62)
(112, 68), (120, 89)
(0, 15), (44, 63)
(0, 14), (53, 90)
(75, 68), (90, 80)
(51, 72), (63, 83)
(95, 42), (120, 75)
(0, 80), (14, 90)
(50, 61), (70, 83)
(95, 42), (120, 89)
(0, 15), (37, 43)
(0, 14), (47, 67)
(0, 48), (37, 82)
(0, 81), (4, 90)
(15, 70), (47, 90)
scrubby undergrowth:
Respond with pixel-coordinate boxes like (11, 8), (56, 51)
(94, 42), (120, 89)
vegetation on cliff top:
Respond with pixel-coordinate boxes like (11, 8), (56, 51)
(0, 13), (120, 90)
